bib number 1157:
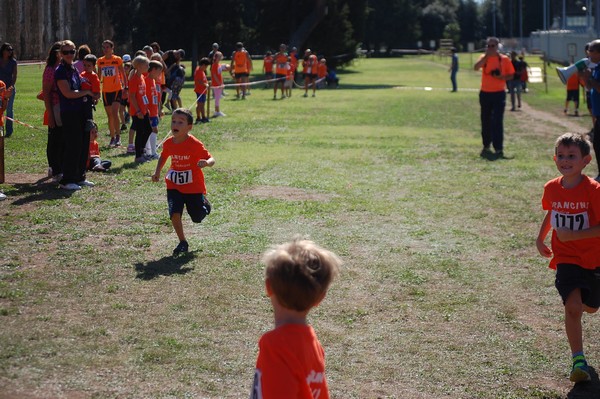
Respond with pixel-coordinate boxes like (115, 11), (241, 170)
(166, 170), (192, 185)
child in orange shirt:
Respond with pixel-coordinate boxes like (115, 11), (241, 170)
(263, 51), (273, 88)
(194, 57), (210, 124)
(151, 108), (215, 256)
(87, 121), (111, 172)
(144, 60), (164, 160)
(0, 81), (13, 133)
(284, 57), (293, 98)
(211, 52), (230, 117)
(565, 72), (581, 116)
(537, 133), (600, 383)
(80, 54), (101, 121)
(317, 58), (327, 89)
(129, 55), (152, 163)
(249, 238), (341, 399)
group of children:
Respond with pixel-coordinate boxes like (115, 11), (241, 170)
(262, 44), (333, 100)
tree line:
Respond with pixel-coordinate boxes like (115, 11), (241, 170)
(102, 0), (573, 64)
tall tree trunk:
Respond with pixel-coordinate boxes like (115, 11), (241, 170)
(289, 0), (327, 49)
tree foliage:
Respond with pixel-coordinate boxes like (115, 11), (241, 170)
(99, 0), (587, 62)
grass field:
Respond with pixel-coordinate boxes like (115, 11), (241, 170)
(1, 55), (599, 399)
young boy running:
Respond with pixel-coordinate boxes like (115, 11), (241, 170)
(536, 132), (600, 383)
(151, 108), (215, 256)
(249, 238), (341, 398)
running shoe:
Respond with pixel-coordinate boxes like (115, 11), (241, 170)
(570, 356), (592, 383)
(173, 240), (189, 256)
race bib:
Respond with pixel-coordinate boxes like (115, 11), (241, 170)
(102, 66), (116, 77)
(142, 95), (149, 105)
(551, 210), (590, 231)
(152, 95), (158, 105)
(166, 169), (193, 185)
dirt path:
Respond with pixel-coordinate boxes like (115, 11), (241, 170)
(508, 99), (592, 138)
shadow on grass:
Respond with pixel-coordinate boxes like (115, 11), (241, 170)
(9, 177), (77, 205)
(479, 151), (515, 161)
(134, 252), (197, 280)
(327, 83), (398, 90)
(567, 366), (600, 398)
(107, 160), (146, 175)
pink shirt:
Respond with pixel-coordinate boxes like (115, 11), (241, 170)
(43, 65), (60, 106)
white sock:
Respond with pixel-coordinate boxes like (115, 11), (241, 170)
(148, 132), (157, 155)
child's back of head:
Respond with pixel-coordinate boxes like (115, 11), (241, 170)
(263, 238), (341, 312)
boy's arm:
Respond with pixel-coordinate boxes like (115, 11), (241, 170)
(536, 211), (553, 258)
(151, 155), (168, 182)
(556, 225), (600, 242)
(198, 157), (215, 168)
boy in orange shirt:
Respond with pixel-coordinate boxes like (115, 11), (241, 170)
(129, 56), (151, 163)
(80, 54), (101, 121)
(194, 57), (210, 124)
(98, 40), (126, 147)
(317, 58), (327, 89)
(143, 60), (163, 160)
(273, 44), (288, 100)
(87, 121), (111, 172)
(565, 72), (581, 116)
(263, 51), (273, 88)
(536, 133), (600, 383)
(151, 108), (215, 256)
(249, 238), (341, 399)
(284, 57), (293, 98)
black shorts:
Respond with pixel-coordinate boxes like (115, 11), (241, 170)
(566, 89), (579, 102)
(102, 90), (123, 106)
(555, 263), (600, 308)
(235, 72), (249, 78)
(167, 190), (211, 223)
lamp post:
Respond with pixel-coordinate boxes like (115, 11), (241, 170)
(492, 0), (497, 37)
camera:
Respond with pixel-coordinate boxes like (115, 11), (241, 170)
(491, 69), (501, 77)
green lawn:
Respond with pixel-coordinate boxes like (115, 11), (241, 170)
(0, 56), (598, 398)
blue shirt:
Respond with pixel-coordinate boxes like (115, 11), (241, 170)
(0, 58), (17, 86)
(591, 64), (600, 116)
(54, 61), (84, 112)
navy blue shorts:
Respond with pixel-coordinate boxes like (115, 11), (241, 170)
(555, 263), (600, 308)
(167, 190), (211, 223)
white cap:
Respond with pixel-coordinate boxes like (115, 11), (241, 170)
(122, 54), (131, 62)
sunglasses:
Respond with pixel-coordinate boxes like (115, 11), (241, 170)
(62, 49), (76, 55)
(5, 48), (13, 52)
(487, 44), (497, 48)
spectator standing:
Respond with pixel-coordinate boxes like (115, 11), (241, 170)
(97, 40), (127, 147)
(231, 42), (252, 99)
(473, 37), (515, 158)
(508, 51), (524, 111)
(42, 42), (63, 181)
(449, 47), (458, 92)
(54, 40), (93, 190)
(565, 72), (581, 117)
(73, 44), (91, 74)
(0, 43), (17, 137)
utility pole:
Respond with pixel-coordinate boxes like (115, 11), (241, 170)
(492, 0), (497, 37)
